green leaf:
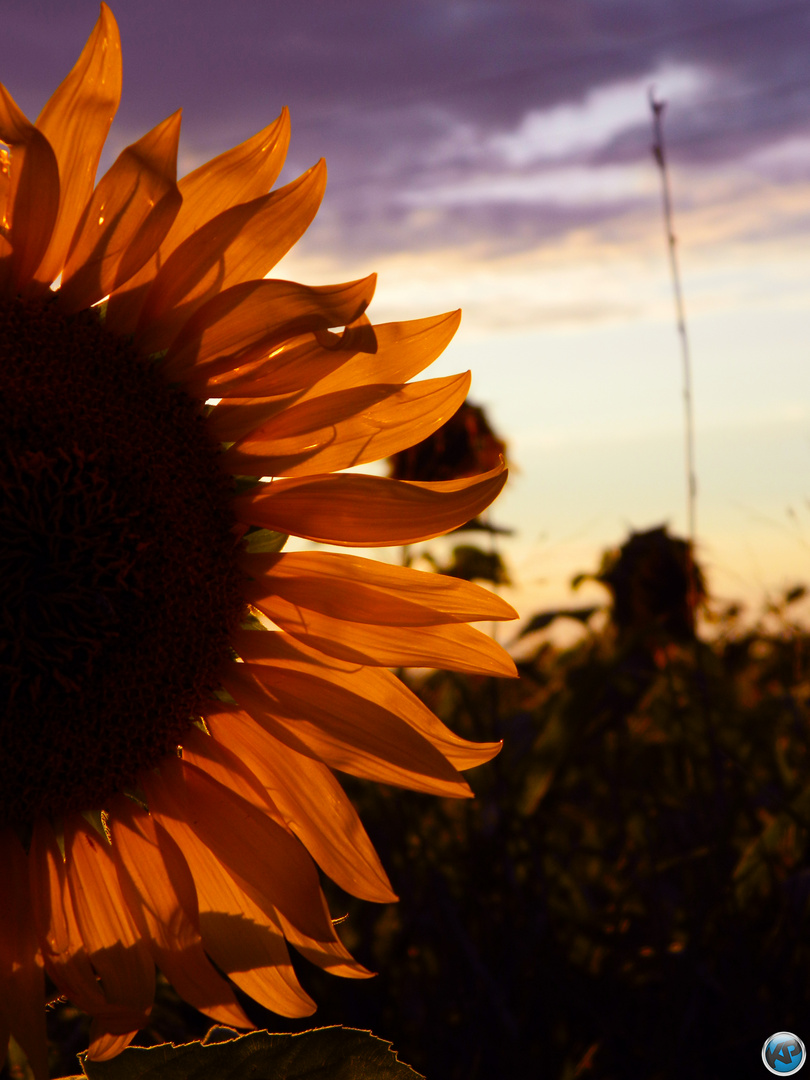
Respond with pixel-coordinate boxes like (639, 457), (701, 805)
(78, 1027), (424, 1080)
(244, 527), (289, 554)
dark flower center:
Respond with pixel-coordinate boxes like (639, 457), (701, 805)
(0, 296), (246, 828)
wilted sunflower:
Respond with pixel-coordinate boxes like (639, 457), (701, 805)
(0, 6), (516, 1076)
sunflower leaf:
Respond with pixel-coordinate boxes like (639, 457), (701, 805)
(78, 1027), (423, 1080)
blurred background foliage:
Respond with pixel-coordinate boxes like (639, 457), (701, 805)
(33, 403), (810, 1079)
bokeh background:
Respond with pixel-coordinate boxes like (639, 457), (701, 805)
(8, 2), (810, 1077)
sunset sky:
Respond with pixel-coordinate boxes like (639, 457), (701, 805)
(7, 0), (810, 627)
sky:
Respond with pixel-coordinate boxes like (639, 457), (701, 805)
(6, 0), (810, 631)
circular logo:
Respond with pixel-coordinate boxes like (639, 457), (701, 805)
(763, 1033), (806, 1074)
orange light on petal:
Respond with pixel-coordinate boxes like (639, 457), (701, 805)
(64, 817), (155, 1059)
(222, 371), (472, 478)
(0, 829), (47, 1080)
(139, 780), (318, 1017)
(29, 820), (109, 1017)
(59, 111), (183, 312)
(226, 632), (502, 773)
(108, 794), (252, 1029)
(105, 108), (291, 334)
(34, 2), (122, 286)
(234, 462), (507, 546)
(244, 549), (518, 624)
(146, 756), (337, 943)
(0, 84), (59, 295)
(205, 707), (397, 903)
(221, 658), (479, 799)
(135, 160), (327, 354)
(163, 274), (376, 383)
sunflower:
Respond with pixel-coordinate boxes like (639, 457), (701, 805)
(0, 6), (516, 1076)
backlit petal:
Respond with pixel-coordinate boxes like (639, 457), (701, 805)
(135, 160), (326, 354)
(146, 756), (336, 943)
(59, 111), (182, 311)
(0, 84), (59, 294)
(140, 783), (316, 1017)
(105, 109), (291, 334)
(233, 462), (507, 546)
(222, 372), (471, 477)
(108, 795), (251, 1029)
(29, 821), (108, 1016)
(34, 3), (122, 285)
(221, 656), (482, 798)
(243, 550), (518, 624)
(205, 707), (397, 903)
(225, 632), (502, 773)
(0, 829), (46, 1080)
(64, 817), (154, 1057)
(237, 610), (517, 676)
(163, 274), (376, 383)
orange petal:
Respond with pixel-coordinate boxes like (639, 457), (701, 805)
(224, 632), (501, 775)
(233, 462), (507, 546)
(299, 310), (461, 401)
(221, 656), (478, 798)
(200, 318), (375, 400)
(163, 274), (376, 383)
(108, 795), (252, 1029)
(179, 724), (287, 826)
(0, 84), (59, 295)
(236, 604), (517, 676)
(243, 549), (518, 624)
(222, 371), (471, 477)
(58, 111), (182, 311)
(141, 777), (317, 1018)
(272, 909), (374, 980)
(64, 816), (154, 1055)
(206, 392), (304, 444)
(105, 109), (291, 334)
(211, 309), (459, 403)
(34, 3), (122, 286)
(0, 829), (46, 1080)
(29, 820), (108, 1016)
(134, 160), (326, 354)
(205, 707), (397, 903)
(145, 756), (336, 944)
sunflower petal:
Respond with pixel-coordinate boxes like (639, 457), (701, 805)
(105, 110), (291, 334)
(135, 160), (327, 354)
(236, 605), (516, 675)
(277, 911), (375, 979)
(0, 829), (46, 1080)
(225, 632), (502, 773)
(243, 550), (518, 624)
(29, 820), (108, 1016)
(58, 111), (182, 311)
(233, 462), (507, 546)
(221, 657), (479, 798)
(140, 785), (317, 1017)
(163, 274), (376, 383)
(108, 795), (252, 1029)
(34, 3), (122, 286)
(0, 84), (59, 294)
(64, 817), (154, 1056)
(299, 310), (461, 400)
(222, 371), (471, 477)
(146, 756), (336, 944)
(199, 318), (374, 399)
(205, 708), (397, 903)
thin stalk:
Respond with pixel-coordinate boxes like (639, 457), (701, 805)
(650, 91), (699, 623)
